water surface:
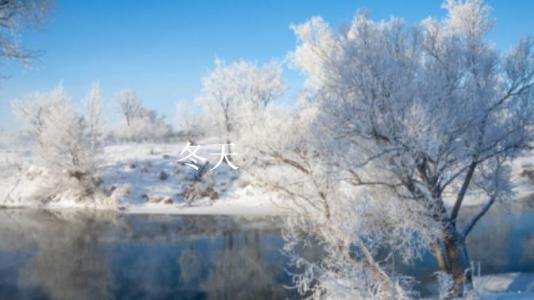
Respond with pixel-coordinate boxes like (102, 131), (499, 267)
(0, 198), (533, 299)
(0, 210), (297, 300)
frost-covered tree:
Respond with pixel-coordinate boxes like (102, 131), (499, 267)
(84, 81), (103, 156)
(113, 89), (171, 142)
(196, 59), (283, 144)
(14, 84), (94, 178)
(0, 0), (50, 67)
(115, 89), (141, 127)
(238, 103), (435, 299)
(175, 100), (205, 143)
(287, 0), (534, 296)
(11, 84), (121, 207)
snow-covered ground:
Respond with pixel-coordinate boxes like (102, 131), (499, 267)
(3, 142), (533, 213)
(473, 272), (534, 299)
(0, 142), (285, 214)
(99, 143), (283, 214)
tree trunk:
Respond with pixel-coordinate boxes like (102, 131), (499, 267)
(435, 227), (473, 298)
(431, 241), (448, 271)
(444, 235), (472, 297)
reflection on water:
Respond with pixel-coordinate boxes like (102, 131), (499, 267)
(0, 210), (296, 300)
(0, 199), (533, 300)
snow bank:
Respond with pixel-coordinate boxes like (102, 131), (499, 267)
(0, 142), (283, 214)
(472, 272), (534, 299)
(3, 164), (123, 209)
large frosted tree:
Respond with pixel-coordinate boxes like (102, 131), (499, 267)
(287, 0), (534, 296)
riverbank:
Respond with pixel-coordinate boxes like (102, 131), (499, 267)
(1, 142), (533, 215)
(0, 142), (286, 214)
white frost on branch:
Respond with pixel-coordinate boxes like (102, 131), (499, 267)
(10, 84), (119, 208)
(196, 59), (284, 143)
(241, 0), (534, 297)
(112, 88), (172, 142)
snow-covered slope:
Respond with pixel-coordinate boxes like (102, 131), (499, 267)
(0, 142), (282, 214)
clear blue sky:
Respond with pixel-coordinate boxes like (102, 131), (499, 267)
(1, 0), (533, 129)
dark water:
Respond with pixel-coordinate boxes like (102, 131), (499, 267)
(0, 198), (533, 300)
(0, 210), (297, 300)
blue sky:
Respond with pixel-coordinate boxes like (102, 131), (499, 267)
(1, 0), (533, 129)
